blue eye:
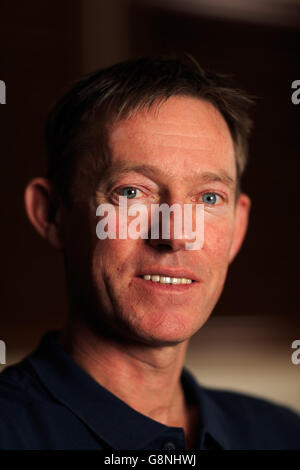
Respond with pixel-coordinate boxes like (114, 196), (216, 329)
(121, 187), (139, 199)
(201, 193), (219, 205)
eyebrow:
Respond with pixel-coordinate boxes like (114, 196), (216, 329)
(189, 170), (235, 189)
(99, 162), (236, 190)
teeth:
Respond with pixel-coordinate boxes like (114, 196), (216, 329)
(160, 276), (170, 284)
(142, 275), (193, 284)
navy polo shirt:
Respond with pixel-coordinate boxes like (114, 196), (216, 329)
(0, 330), (300, 450)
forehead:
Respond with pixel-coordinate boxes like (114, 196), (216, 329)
(107, 96), (236, 181)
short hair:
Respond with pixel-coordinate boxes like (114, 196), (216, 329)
(45, 55), (254, 206)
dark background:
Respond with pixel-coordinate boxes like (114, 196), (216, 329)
(0, 0), (299, 408)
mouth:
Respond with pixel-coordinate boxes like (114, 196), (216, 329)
(134, 275), (197, 293)
(134, 267), (200, 293)
(137, 266), (199, 283)
(138, 274), (194, 285)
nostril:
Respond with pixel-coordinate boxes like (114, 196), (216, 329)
(148, 242), (173, 252)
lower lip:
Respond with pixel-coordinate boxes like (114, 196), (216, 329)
(134, 276), (199, 293)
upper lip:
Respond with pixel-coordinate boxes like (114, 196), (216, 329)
(137, 266), (200, 282)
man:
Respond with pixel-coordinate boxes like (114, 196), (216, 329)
(1, 56), (299, 450)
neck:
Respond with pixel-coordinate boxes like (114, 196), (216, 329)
(59, 318), (195, 434)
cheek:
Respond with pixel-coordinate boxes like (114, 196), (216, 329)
(91, 238), (139, 283)
(198, 219), (234, 310)
(203, 217), (234, 271)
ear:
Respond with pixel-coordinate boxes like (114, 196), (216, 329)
(229, 193), (251, 264)
(24, 177), (64, 250)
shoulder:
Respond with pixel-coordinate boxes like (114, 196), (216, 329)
(0, 360), (63, 449)
(0, 363), (35, 448)
(0, 358), (50, 405)
(203, 386), (300, 449)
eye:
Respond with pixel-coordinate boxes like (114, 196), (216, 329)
(201, 192), (220, 205)
(120, 187), (141, 199)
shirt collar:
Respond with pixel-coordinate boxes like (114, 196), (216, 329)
(181, 368), (231, 450)
(27, 330), (230, 450)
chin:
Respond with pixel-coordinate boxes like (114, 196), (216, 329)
(122, 312), (206, 347)
(126, 330), (190, 348)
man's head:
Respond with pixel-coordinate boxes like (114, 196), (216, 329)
(25, 56), (253, 347)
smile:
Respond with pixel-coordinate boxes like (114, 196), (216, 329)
(140, 274), (193, 284)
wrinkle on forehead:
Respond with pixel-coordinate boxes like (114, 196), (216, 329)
(110, 127), (233, 159)
(120, 133), (219, 152)
(110, 97), (233, 148)
(107, 96), (236, 179)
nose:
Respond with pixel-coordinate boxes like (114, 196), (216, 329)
(147, 199), (201, 252)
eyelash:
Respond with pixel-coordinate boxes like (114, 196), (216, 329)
(112, 186), (147, 199)
(198, 192), (225, 205)
(111, 186), (226, 205)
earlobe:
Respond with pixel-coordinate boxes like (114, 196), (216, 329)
(229, 193), (251, 264)
(24, 177), (64, 250)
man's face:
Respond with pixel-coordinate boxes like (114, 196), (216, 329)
(64, 96), (249, 346)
